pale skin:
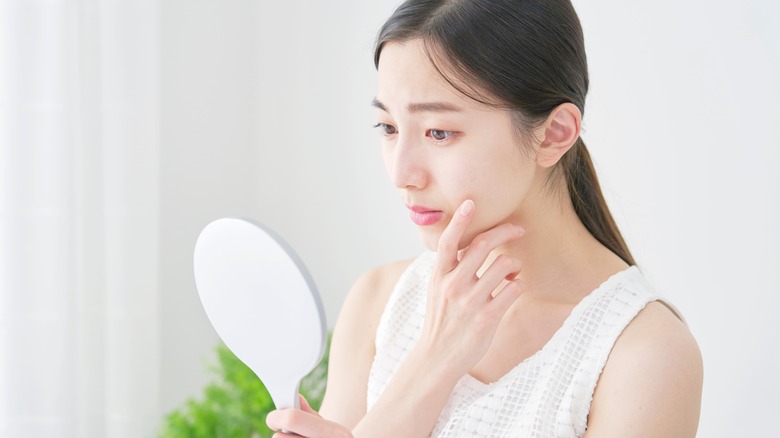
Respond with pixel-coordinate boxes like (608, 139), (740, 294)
(266, 40), (703, 437)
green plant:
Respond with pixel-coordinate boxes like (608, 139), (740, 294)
(159, 335), (330, 438)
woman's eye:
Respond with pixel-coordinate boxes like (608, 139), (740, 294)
(374, 123), (397, 135)
(428, 129), (453, 141)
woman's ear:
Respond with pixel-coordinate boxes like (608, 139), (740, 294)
(535, 103), (582, 168)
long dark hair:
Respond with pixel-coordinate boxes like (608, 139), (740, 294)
(374, 0), (635, 266)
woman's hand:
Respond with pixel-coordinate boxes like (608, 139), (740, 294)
(266, 395), (353, 438)
(416, 199), (525, 380)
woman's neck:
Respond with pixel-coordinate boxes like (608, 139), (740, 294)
(486, 184), (629, 304)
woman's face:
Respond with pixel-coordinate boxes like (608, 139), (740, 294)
(375, 40), (540, 250)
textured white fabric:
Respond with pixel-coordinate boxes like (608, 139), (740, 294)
(366, 251), (665, 437)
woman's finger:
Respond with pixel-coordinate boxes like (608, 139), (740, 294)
(488, 279), (523, 315)
(436, 199), (475, 273)
(266, 408), (350, 438)
(299, 394), (319, 416)
(456, 223), (524, 277)
(475, 254), (523, 297)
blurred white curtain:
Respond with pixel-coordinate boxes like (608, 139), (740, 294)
(1, 1), (161, 437)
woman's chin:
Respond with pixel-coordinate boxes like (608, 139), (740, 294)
(418, 226), (480, 253)
(418, 229), (440, 252)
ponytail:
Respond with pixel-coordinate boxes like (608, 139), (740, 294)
(564, 138), (635, 266)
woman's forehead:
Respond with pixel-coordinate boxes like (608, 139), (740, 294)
(376, 40), (493, 114)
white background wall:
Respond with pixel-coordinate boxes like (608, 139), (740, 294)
(158, 1), (779, 436)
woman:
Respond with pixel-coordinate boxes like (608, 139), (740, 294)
(267, 0), (703, 436)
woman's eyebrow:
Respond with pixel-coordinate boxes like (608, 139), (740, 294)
(372, 98), (464, 113)
(371, 98), (389, 112)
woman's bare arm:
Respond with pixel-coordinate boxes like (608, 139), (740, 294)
(585, 302), (703, 437)
(317, 259), (412, 428)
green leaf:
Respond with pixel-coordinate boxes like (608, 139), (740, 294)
(158, 334), (331, 438)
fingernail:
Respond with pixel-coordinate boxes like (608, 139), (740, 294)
(459, 200), (474, 216)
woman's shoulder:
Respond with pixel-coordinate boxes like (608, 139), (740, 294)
(348, 251), (436, 305)
(335, 256), (421, 339)
(586, 300), (703, 435)
(318, 256), (418, 423)
(611, 301), (702, 373)
(349, 257), (417, 307)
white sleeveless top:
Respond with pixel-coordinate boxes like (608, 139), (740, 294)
(366, 251), (666, 437)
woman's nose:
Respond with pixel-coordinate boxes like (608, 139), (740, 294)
(387, 136), (427, 190)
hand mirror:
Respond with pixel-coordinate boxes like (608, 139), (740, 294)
(193, 218), (327, 410)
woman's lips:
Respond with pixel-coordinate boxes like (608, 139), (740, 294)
(406, 205), (444, 226)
